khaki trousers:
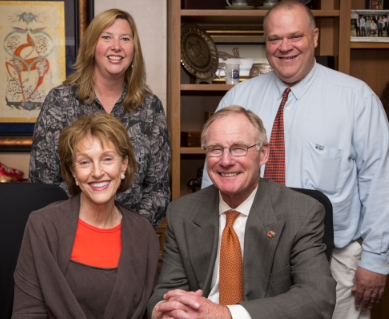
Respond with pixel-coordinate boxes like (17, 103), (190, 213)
(330, 241), (370, 319)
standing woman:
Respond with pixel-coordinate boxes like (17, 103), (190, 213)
(370, 20), (378, 36)
(29, 9), (171, 228)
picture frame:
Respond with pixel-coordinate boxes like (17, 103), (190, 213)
(350, 10), (389, 43)
(366, 0), (389, 9)
(0, 0), (93, 152)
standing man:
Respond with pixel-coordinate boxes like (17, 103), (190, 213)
(355, 18), (361, 37)
(377, 18), (383, 37)
(148, 106), (336, 319)
(202, 1), (389, 318)
(360, 16), (366, 36)
(365, 18), (371, 37)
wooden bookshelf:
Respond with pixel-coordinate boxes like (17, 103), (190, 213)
(350, 42), (389, 49)
(180, 147), (205, 154)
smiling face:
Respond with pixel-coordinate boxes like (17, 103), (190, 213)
(265, 6), (318, 86)
(70, 134), (128, 209)
(205, 113), (269, 208)
(94, 18), (134, 81)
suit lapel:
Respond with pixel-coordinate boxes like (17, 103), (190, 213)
(57, 195), (81, 274)
(185, 186), (220, 296)
(243, 179), (285, 300)
(104, 205), (158, 319)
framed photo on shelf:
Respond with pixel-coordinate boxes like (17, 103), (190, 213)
(0, 0), (93, 151)
(350, 10), (389, 43)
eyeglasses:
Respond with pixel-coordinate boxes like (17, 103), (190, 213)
(204, 143), (259, 157)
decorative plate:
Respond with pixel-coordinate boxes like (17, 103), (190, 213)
(181, 24), (219, 79)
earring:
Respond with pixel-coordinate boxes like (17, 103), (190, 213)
(75, 180), (79, 186)
(121, 174), (125, 180)
(131, 63), (134, 68)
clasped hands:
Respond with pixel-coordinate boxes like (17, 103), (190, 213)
(152, 289), (232, 319)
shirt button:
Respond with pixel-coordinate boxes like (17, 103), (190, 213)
(286, 107), (290, 111)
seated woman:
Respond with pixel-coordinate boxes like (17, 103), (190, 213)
(13, 113), (159, 318)
(29, 9), (170, 229)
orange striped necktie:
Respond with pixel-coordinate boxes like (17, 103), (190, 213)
(264, 88), (291, 185)
(219, 210), (243, 306)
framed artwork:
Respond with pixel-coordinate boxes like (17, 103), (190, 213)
(0, 0), (93, 151)
(366, 0), (389, 10)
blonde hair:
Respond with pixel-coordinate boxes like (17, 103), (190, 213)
(64, 8), (149, 112)
(201, 105), (267, 150)
(58, 113), (137, 196)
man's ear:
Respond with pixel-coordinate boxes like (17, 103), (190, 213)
(313, 28), (319, 48)
(259, 142), (269, 167)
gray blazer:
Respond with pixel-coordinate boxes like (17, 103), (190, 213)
(147, 179), (336, 319)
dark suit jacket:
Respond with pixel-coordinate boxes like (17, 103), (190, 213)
(12, 195), (159, 319)
(147, 179), (336, 319)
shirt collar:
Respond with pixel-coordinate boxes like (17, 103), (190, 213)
(275, 60), (318, 102)
(218, 185), (258, 217)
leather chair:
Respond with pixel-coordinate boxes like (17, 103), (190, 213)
(0, 183), (68, 319)
(290, 188), (334, 264)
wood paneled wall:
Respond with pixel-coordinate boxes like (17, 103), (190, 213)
(350, 50), (389, 98)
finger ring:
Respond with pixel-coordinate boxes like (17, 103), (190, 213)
(371, 293), (377, 297)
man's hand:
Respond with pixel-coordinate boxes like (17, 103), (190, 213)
(152, 290), (203, 319)
(153, 289), (232, 319)
(352, 266), (387, 311)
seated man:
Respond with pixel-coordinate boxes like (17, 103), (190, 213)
(147, 106), (336, 319)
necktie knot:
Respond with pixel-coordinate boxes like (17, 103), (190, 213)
(225, 210), (240, 227)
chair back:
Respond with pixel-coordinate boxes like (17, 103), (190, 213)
(290, 188), (334, 263)
(0, 183), (68, 319)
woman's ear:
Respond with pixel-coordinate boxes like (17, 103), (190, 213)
(122, 156), (129, 174)
(69, 166), (76, 179)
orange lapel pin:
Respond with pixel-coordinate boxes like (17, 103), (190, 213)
(267, 231), (275, 238)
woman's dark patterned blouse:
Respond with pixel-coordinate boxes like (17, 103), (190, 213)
(29, 85), (171, 228)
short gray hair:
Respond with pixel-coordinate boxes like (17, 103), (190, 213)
(263, 0), (316, 36)
(201, 105), (267, 150)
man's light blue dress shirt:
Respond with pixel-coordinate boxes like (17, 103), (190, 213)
(202, 62), (389, 275)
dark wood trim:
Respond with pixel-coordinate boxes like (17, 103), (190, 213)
(0, 137), (33, 152)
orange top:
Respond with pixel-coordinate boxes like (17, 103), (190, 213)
(71, 218), (121, 268)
